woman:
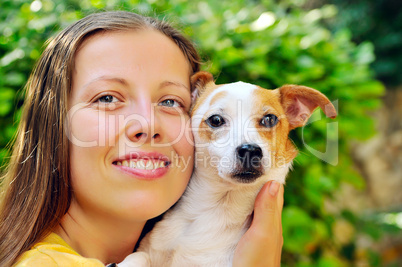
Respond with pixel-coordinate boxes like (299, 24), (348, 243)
(0, 11), (283, 266)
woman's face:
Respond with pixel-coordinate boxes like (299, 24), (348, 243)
(68, 30), (194, 223)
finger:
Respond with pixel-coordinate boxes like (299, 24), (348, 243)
(276, 184), (284, 266)
(276, 183), (284, 228)
(277, 183), (284, 213)
(252, 181), (280, 229)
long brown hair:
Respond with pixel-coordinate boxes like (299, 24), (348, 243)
(0, 11), (200, 267)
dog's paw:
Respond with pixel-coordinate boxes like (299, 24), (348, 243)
(116, 252), (150, 267)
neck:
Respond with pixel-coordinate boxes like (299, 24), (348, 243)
(54, 200), (144, 264)
(181, 169), (266, 225)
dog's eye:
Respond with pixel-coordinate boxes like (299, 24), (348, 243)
(206, 115), (225, 128)
(260, 114), (278, 128)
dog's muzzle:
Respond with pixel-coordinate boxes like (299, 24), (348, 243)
(232, 143), (264, 183)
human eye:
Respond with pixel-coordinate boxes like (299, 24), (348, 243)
(90, 92), (124, 110)
(95, 94), (119, 104)
(159, 99), (182, 108)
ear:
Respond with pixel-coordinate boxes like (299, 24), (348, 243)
(279, 84), (337, 130)
(190, 71), (214, 103)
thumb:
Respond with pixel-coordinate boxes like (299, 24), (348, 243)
(252, 180), (284, 229)
(233, 180), (284, 267)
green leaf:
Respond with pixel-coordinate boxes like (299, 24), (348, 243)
(282, 206), (315, 253)
(0, 88), (15, 116)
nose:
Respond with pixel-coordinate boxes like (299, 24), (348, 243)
(125, 104), (162, 144)
(236, 143), (263, 168)
(130, 131), (160, 143)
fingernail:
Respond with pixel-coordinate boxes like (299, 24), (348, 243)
(269, 181), (280, 196)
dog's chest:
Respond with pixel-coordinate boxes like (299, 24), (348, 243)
(164, 209), (250, 266)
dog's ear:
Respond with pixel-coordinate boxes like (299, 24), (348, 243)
(191, 71), (214, 103)
(279, 85), (337, 130)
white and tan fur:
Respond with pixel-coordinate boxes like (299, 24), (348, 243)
(118, 72), (337, 267)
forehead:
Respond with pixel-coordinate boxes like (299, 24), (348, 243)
(74, 29), (191, 75)
(195, 81), (284, 115)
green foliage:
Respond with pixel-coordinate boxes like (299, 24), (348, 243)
(0, 0), (392, 266)
(318, 0), (402, 87)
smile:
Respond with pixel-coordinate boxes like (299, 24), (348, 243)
(112, 152), (172, 180)
(114, 159), (170, 170)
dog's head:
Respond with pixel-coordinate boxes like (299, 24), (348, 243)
(190, 71), (337, 184)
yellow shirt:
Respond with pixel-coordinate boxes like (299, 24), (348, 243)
(14, 233), (105, 266)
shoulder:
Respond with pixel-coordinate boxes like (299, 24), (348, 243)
(14, 233), (104, 267)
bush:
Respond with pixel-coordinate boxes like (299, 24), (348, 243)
(318, 0), (402, 87)
(0, 0), (388, 266)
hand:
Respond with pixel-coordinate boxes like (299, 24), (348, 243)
(233, 181), (284, 267)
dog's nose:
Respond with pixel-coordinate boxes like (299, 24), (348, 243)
(233, 143), (264, 182)
(236, 143), (263, 166)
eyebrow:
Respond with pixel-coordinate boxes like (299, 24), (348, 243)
(74, 76), (128, 101)
(82, 76), (128, 89)
(160, 80), (190, 92)
(77, 76), (190, 101)
(83, 77), (189, 91)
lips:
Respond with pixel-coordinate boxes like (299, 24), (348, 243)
(112, 152), (171, 179)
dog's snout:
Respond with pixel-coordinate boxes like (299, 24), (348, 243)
(236, 143), (263, 161)
(233, 143), (264, 183)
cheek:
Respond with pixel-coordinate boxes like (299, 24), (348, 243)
(68, 108), (119, 147)
(68, 143), (103, 203)
(162, 114), (194, 156)
(257, 124), (292, 166)
(193, 121), (231, 149)
(195, 121), (213, 144)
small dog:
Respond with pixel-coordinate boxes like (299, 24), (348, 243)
(118, 71), (337, 266)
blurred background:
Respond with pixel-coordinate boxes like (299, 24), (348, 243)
(0, 0), (401, 266)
